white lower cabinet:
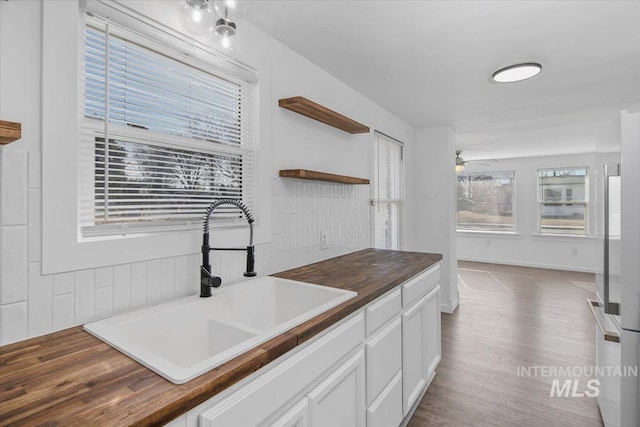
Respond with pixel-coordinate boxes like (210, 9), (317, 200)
(308, 350), (366, 427)
(424, 285), (441, 380)
(366, 371), (403, 427)
(401, 296), (428, 416)
(269, 398), (309, 427)
(402, 284), (441, 416)
(179, 264), (441, 427)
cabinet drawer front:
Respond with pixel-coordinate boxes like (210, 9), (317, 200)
(402, 264), (440, 308)
(366, 371), (402, 427)
(199, 313), (365, 427)
(366, 288), (401, 336)
(366, 317), (401, 405)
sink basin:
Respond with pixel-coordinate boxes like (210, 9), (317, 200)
(84, 276), (356, 384)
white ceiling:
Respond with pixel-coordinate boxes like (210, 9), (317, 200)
(246, 0), (640, 159)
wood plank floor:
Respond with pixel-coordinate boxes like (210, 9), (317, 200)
(408, 261), (604, 426)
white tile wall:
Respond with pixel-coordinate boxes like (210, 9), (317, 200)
(0, 172), (370, 345)
(0, 225), (28, 304)
(0, 150), (27, 225)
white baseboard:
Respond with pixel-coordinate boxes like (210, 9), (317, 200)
(440, 297), (459, 314)
(457, 256), (597, 274)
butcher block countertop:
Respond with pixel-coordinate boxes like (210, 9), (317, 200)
(0, 249), (442, 426)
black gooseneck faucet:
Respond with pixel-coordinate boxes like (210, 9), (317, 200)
(201, 199), (256, 298)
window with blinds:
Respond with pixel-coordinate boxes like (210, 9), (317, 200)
(538, 167), (588, 235)
(79, 15), (256, 237)
(371, 132), (404, 250)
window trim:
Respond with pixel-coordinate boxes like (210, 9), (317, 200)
(41, 1), (270, 274)
(79, 18), (256, 236)
(370, 130), (404, 250)
(536, 166), (589, 236)
(456, 170), (516, 233)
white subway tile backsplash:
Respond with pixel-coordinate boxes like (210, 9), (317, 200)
(52, 293), (74, 330)
(0, 302), (27, 345)
(28, 263), (51, 336)
(0, 178), (371, 345)
(131, 279), (147, 309)
(28, 152), (41, 189)
(95, 266), (114, 289)
(0, 225), (28, 304)
(95, 286), (113, 318)
(113, 264), (131, 313)
(131, 262), (147, 280)
(0, 150), (27, 225)
(27, 189), (41, 263)
(174, 256), (187, 297)
(74, 269), (95, 324)
(146, 259), (163, 306)
(52, 272), (74, 296)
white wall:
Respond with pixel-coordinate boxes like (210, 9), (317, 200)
(456, 153), (613, 272)
(0, 0), (414, 345)
(405, 126), (459, 313)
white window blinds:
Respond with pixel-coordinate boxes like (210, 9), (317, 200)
(371, 132), (404, 250)
(80, 14), (256, 237)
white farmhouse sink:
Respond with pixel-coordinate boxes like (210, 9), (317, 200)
(84, 276), (356, 384)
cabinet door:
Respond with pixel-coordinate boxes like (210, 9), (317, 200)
(366, 317), (402, 405)
(366, 371), (402, 427)
(308, 350), (365, 427)
(424, 284), (441, 380)
(402, 296), (427, 416)
(269, 398), (309, 427)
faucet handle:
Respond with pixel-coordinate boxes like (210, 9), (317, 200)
(244, 246), (256, 277)
(201, 266), (222, 289)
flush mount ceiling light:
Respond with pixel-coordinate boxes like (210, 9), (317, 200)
(492, 62), (542, 83)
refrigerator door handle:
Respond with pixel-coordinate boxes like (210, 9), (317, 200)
(587, 299), (620, 342)
(604, 163), (620, 315)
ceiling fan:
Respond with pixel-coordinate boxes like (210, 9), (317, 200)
(456, 150), (497, 172)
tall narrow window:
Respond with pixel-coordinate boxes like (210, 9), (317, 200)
(538, 167), (588, 234)
(371, 132), (403, 250)
(80, 15), (256, 237)
(456, 171), (515, 231)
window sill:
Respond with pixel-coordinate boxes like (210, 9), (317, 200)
(456, 230), (522, 238)
(530, 233), (595, 240)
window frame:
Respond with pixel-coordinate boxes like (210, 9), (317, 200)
(79, 17), (256, 237)
(456, 170), (517, 233)
(370, 131), (404, 250)
(536, 166), (589, 236)
(41, 1), (269, 274)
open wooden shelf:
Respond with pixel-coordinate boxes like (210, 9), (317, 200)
(279, 169), (370, 185)
(279, 97), (370, 134)
(0, 120), (21, 145)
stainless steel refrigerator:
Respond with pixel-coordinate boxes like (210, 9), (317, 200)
(593, 110), (640, 427)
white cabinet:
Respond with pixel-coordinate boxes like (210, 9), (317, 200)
(401, 283), (441, 416)
(269, 398), (309, 427)
(402, 296), (429, 416)
(365, 317), (402, 405)
(199, 314), (364, 427)
(424, 284), (441, 379)
(366, 371), (403, 427)
(308, 350), (366, 427)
